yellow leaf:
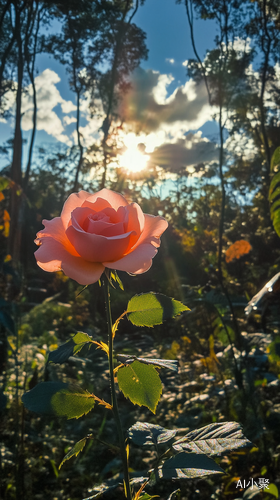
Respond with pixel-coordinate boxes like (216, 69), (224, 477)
(3, 209), (10, 237)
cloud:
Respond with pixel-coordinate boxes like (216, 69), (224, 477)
(63, 115), (77, 126)
(182, 60), (188, 67)
(19, 69), (76, 144)
(148, 132), (219, 173)
(166, 58), (175, 64)
(118, 67), (212, 133)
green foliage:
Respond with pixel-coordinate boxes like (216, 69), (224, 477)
(126, 293), (189, 327)
(22, 382), (95, 419)
(48, 332), (96, 364)
(158, 452), (224, 479)
(269, 146), (280, 237)
(264, 484), (279, 499)
(59, 437), (87, 469)
(110, 270), (124, 290)
(128, 422), (177, 446)
(117, 361), (162, 413)
(172, 422), (252, 455)
(117, 354), (179, 372)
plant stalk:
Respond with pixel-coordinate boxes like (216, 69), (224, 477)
(102, 277), (132, 500)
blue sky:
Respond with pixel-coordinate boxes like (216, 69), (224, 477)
(0, 0), (221, 175)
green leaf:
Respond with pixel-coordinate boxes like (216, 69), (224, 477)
(173, 422), (252, 456)
(270, 146), (280, 173)
(128, 422), (177, 446)
(22, 382), (95, 419)
(126, 293), (190, 327)
(117, 361), (162, 413)
(158, 452), (224, 479)
(264, 484), (279, 499)
(110, 270), (124, 290)
(59, 437), (87, 469)
(48, 332), (96, 364)
(117, 354), (178, 372)
(269, 147), (280, 237)
(50, 459), (59, 478)
(0, 176), (10, 191)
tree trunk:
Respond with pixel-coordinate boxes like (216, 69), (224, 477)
(73, 89), (84, 191)
(8, 2), (23, 262)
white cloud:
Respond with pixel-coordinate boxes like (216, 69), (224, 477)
(152, 73), (174, 104)
(61, 100), (77, 113)
(166, 58), (175, 64)
(19, 69), (77, 144)
(182, 60), (188, 67)
(118, 67), (213, 134)
(63, 115), (77, 126)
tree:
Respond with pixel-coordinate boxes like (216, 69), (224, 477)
(47, 0), (148, 191)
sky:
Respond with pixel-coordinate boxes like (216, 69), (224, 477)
(0, 0), (221, 177)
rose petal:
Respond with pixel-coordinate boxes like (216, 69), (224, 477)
(104, 243), (158, 274)
(60, 191), (91, 229)
(66, 225), (136, 262)
(124, 203), (144, 247)
(71, 207), (125, 236)
(132, 214), (168, 249)
(81, 197), (112, 213)
(35, 237), (104, 285)
(67, 207), (95, 231)
(103, 214), (168, 273)
(88, 220), (125, 237)
(81, 188), (129, 211)
(36, 217), (79, 256)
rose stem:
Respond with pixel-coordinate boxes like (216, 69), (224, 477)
(102, 276), (132, 500)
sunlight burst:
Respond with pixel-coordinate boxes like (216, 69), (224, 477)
(119, 145), (149, 173)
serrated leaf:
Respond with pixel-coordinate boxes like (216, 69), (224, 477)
(48, 332), (96, 364)
(128, 422), (177, 446)
(126, 293), (189, 327)
(158, 452), (224, 479)
(117, 354), (178, 372)
(173, 422), (252, 456)
(22, 382), (95, 419)
(117, 361), (162, 413)
(59, 437), (87, 469)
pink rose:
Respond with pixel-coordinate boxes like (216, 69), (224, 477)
(35, 188), (168, 285)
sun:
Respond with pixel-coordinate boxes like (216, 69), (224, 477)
(119, 146), (149, 173)
(118, 135), (150, 174)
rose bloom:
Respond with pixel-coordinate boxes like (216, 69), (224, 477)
(35, 188), (168, 285)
